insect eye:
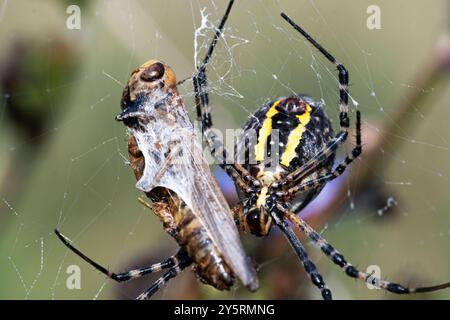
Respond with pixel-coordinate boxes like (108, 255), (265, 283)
(140, 62), (165, 82)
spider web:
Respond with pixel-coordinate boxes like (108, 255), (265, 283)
(0, 0), (449, 300)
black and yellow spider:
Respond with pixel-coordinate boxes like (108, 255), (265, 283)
(193, 0), (450, 300)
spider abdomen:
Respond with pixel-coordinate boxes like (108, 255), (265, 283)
(238, 94), (335, 174)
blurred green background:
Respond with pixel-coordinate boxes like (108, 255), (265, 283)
(0, 0), (449, 300)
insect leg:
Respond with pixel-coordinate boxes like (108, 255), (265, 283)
(272, 214), (332, 300)
(231, 204), (249, 233)
(138, 197), (179, 240)
(136, 253), (191, 300)
(115, 110), (146, 122)
(284, 210), (450, 295)
(54, 229), (188, 282)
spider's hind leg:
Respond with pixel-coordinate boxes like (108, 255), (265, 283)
(272, 214), (332, 300)
(54, 229), (190, 283)
(284, 210), (450, 296)
(136, 250), (192, 300)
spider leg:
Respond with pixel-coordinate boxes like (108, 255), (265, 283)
(276, 131), (347, 190)
(276, 14), (361, 190)
(194, 0), (235, 127)
(276, 149), (360, 201)
(331, 110), (362, 178)
(136, 256), (191, 300)
(283, 210), (450, 295)
(276, 110), (361, 194)
(192, 0), (258, 191)
(271, 213), (332, 300)
(274, 111), (361, 197)
(54, 229), (191, 282)
(138, 197), (180, 240)
(281, 13), (350, 135)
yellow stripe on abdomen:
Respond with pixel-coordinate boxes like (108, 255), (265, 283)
(280, 104), (312, 166)
(254, 100), (281, 161)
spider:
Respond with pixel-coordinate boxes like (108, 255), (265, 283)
(192, 0), (450, 300)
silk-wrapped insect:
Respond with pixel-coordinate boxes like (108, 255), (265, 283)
(55, 0), (258, 299)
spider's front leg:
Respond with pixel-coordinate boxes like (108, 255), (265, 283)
(192, 0), (258, 194)
(273, 153), (360, 203)
(275, 13), (362, 193)
(194, 66), (257, 192)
